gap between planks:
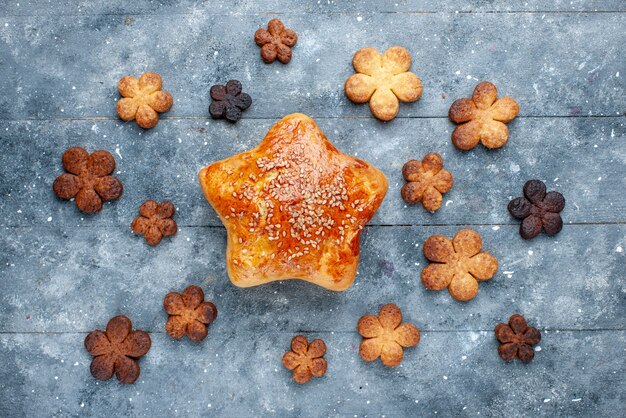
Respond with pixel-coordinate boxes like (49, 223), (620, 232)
(0, 115), (623, 122)
(1, 10), (625, 18)
(2, 222), (624, 229)
(0, 328), (623, 335)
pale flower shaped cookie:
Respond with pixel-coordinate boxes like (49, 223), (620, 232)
(448, 81), (519, 150)
(116, 72), (173, 129)
(345, 46), (423, 121)
(421, 229), (498, 301)
(358, 303), (420, 367)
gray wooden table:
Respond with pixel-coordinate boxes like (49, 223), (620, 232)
(1, 1), (624, 417)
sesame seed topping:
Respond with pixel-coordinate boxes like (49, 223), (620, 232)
(225, 136), (361, 262)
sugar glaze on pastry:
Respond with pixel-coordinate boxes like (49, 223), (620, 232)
(199, 113), (388, 291)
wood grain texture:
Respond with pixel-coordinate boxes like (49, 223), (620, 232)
(0, 331), (624, 416)
(1, 118), (623, 226)
(0, 1), (624, 417)
(0, 13), (623, 119)
(1, 224), (623, 333)
(1, 0), (625, 15)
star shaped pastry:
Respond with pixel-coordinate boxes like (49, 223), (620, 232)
(198, 113), (388, 291)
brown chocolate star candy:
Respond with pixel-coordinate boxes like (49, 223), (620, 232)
(163, 285), (217, 342)
(495, 314), (541, 363)
(84, 315), (151, 384)
(131, 200), (178, 246)
(282, 335), (327, 384)
(53, 147), (123, 213)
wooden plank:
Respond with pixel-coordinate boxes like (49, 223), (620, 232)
(0, 330), (623, 416)
(0, 13), (623, 119)
(1, 1), (624, 16)
(0, 2), (624, 416)
(1, 224), (624, 333)
(1, 117), (623, 227)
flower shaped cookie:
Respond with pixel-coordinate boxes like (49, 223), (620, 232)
(209, 80), (252, 122)
(495, 314), (541, 363)
(357, 304), (420, 367)
(345, 46), (423, 121)
(401, 153), (453, 213)
(421, 229), (498, 301)
(282, 336), (328, 384)
(84, 315), (151, 384)
(448, 81), (519, 150)
(116, 72), (173, 129)
(131, 200), (178, 246)
(53, 147), (123, 213)
(163, 285), (217, 342)
(508, 180), (565, 239)
(254, 18), (297, 64)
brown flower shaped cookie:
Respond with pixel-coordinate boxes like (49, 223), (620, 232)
(401, 153), (453, 213)
(116, 72), (173, 129)
(282, 336), (327, 384)
(53, 147), (123, 213)
(448, 81), (519, 150)
(495, 314), (541, 363)
(254, 18), (297, 64)
(422, 229), (498, 301)
(345, 46), (423, 121)
(357, 304), (420, 367)
(508, 180), (565, 239)
(84, 315), (151, 384)
(131, 200), (178, 246)
(209, 80), (252, 122)
(163, 285), (217, 342)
